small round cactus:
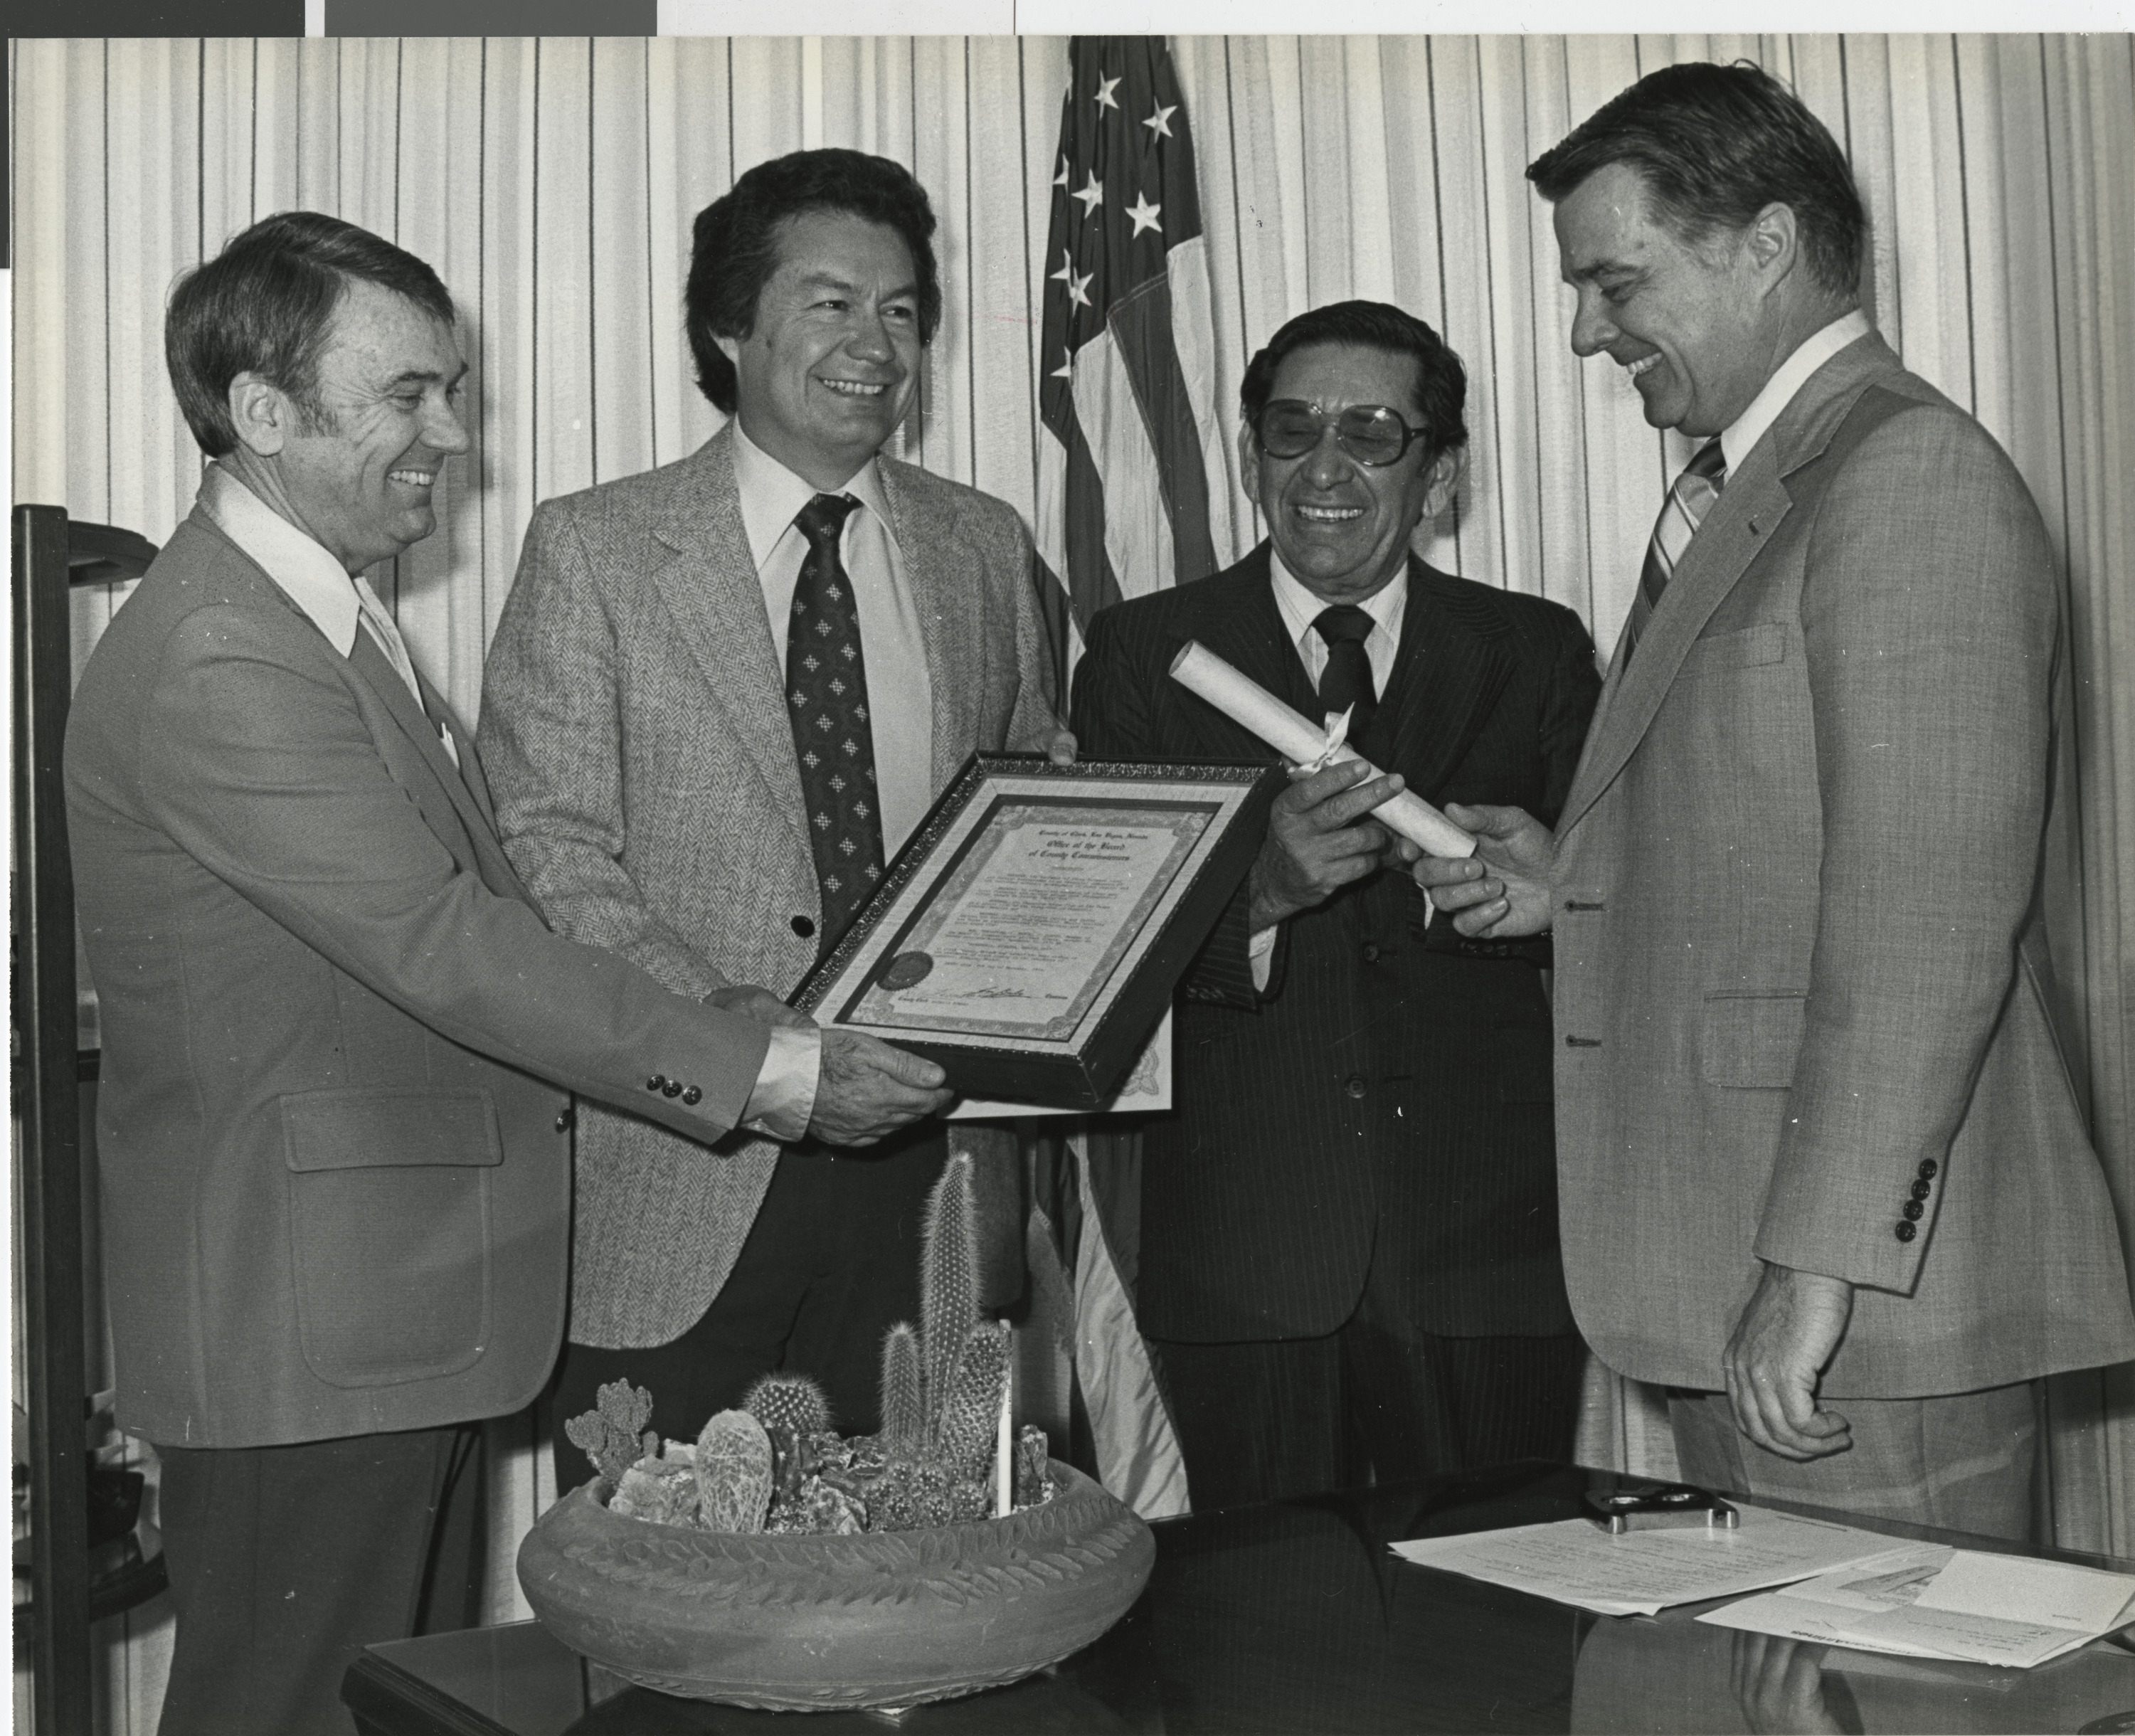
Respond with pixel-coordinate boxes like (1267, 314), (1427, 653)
(741, 1370), (832, 1436)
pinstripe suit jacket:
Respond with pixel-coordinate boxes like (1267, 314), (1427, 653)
(1551, 333), (2135, 1396)
(479, 427), (1059, 1348)
(1071, 549), (1601, 1343)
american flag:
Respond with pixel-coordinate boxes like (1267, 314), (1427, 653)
(1035, 36), (1231, 695)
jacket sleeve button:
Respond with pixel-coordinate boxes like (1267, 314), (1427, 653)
(1902, 1199), (1924, 1221)
(647, 1074), (667, 1093)
(1917, 1158), (1939, 1180)
(663, 1079), (684, 1098)
(1894, 1220), (1917, 1243)
(1909, 1177), (1931, 1202)
(682, 1086), (702, 1106)
(553, 1106), (574, 1133)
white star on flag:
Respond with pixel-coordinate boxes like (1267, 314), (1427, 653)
(1125, 192), (1162, 236)
(1050, 247), (1076, 285)
(1066, 268), (1094, 309)
(1143, 102), (1177, 138)
(1054, 157), (1069, 188)
(1072, 171), (1103, 217)
(1094, 73), (1121, 110)
(1052, 356), (1074, 381)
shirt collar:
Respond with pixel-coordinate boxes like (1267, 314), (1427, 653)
(198, 462), (363, 654)
(1268, 549), (1408, 650)
(729, 417), (896, 572)
(1718, 308), (1873, 475)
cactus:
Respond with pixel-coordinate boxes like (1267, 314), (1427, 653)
(1014, 1424), (1054, 1509)
(609, 1454), (698, 1527)
(932, 1318), (1010, 1480)
(563, 1378), (657, 1486)
(878, 1322), (924, 1452)
(694, 1409), (774, 1533)
(742, 1371), (832, 1436)
(918, 1153), (981, 1440)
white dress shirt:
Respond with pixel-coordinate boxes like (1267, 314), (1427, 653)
(199, 462), (811, 1140)
(1718, 308), (1873, 475)
(1249, 556), (1414, 978)
(729, 418), (935, 856)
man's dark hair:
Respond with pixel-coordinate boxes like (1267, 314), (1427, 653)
(685, 149), (942, 414)
(1239, 300), (1468, 460)
(1526, 60), (1866, 298)
(165, 211), (457, 459)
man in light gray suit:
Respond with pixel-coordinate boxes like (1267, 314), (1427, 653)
(481, 150), (1062, 1485)
(65, 212), (943, 1736)
(1418, 63), (2134, 1537)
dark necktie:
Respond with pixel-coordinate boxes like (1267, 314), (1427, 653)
(785, 493), (884, 954)
(1313, 604), (1378, 743)
(1624, 439), (1727, 665)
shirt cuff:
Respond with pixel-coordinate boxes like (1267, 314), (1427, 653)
(1248, 923), (1277, 993)
(740, 1022), (822, 1141)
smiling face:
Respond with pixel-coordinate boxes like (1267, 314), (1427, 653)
(1552, 162), (1779, 439)
(245, 277), (471, 572)
(717, 209), (923, 489)
(1242, 341), (1450, 605)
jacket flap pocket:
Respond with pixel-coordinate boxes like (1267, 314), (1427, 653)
(282, 1087), (504, 1173)
(1700, 993), (1807, 1089)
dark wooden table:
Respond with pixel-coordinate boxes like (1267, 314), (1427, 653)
(344, 1461), (2135, 1735)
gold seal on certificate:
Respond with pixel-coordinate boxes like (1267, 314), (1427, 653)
(794, 755), (1281, 1109)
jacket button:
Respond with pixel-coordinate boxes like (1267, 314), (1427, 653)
(1902, 1199), (1924, 1221)
(1362, 942), (1380, 964)
(1917, 1158), (1939, 1180)
(682, 1086), (701, 1106)
(1909, 1177), (1931, 1202)
(646, 1074), (667, 1093)
(553, 1106), (574, 1133)
(664, 1079), (684, 1098)
(791, 915), (816, 938)
(1345, 1074), (1367, 1099)
(1894, 1220), (1917, 1243)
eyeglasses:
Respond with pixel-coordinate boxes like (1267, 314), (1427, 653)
(1255, 401), (1430, 467)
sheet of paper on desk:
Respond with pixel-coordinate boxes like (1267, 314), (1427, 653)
(1700, 1543), (2135, 1668)
(1389, 1508), (1896, 1616)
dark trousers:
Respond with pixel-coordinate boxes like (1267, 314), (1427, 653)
(1150, 1271), (1587, 1513)
(551, 1127), (948, 1491)
(156, 1425), (469, 1736)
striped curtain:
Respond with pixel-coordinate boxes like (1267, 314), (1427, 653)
(12, 31), (2133, 1686)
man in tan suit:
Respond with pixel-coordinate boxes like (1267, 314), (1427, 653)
(480, 150), (1061, 1483)
(1418, 63), (2134, 1536)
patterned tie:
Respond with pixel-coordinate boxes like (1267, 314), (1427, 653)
(1313, 604), (1378, 743)
(785, 493), (884, 954)
(1624, 439), (1727, 665)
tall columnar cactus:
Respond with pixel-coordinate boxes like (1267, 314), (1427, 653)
(878, 1322), (924, 1452)
(742, 1371), (832, 1436)
(918, 1153), (981, 1441)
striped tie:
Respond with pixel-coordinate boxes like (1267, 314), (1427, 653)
(1623, 440), (1727, 665)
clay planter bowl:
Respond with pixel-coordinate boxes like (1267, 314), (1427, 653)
(517, 1461), (1155, 1713)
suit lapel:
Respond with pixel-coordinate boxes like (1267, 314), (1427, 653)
(1380, 562), (1517, 803)
(1187, 552), (1315, 758)
(647, 431), (812, 859)
(879, 460), (982, 792)
(345, 627), (529, 899)
(1557, 334), (1900, 840)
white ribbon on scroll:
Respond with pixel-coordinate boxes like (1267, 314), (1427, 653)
(1169, 640), (1476, 859)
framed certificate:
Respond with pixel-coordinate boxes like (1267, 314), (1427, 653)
(793, 755), (1281, 1110)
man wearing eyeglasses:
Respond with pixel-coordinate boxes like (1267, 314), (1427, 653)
(1071, 302), (1602, 1508)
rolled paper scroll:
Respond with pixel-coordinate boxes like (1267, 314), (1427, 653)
(1169, 640), (1476, 859)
